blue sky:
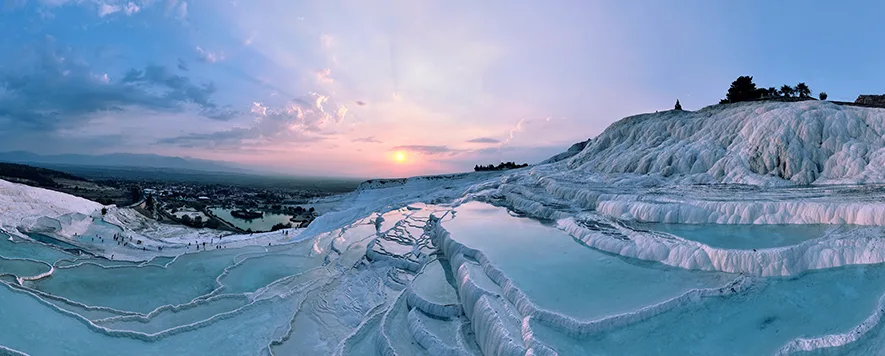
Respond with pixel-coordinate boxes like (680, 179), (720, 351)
(1, 0), (883, 177)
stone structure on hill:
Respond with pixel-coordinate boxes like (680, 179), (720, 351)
(855, 95), (885, 107)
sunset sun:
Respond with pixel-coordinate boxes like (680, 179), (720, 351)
(393, 151), (407, 163)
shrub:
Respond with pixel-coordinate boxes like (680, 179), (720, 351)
(474, 162), (530, 171)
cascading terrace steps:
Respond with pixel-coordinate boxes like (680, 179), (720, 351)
(3, 197), (871, 355)
(560, 213), (885, 277)
(375, 291), (431, 356)
(407, 307), (475, 356)
(331, 307), (389, 355)
(428, 213), (542, 356)
(435, 202), (878, 354)
(12, 145), (885, 356)
(404, 258), (462, 318)
(93, 294), (250, 334)
(420, 204), (777, 355)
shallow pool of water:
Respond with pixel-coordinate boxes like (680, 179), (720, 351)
(26, 246), (267, 313)
(445, 202), (736, 321)
(0, 258), (50, 278)
(532, 263), (885, 355)
(0, 232), (74, 263)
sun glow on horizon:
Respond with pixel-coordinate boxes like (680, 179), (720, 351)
(393, 150), (407, 163)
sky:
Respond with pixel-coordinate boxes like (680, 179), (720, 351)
(1, 0), (884, 178)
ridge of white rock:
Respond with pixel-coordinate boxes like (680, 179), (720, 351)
(541, 139), (590, 164)
(558, 216), (885, 276)
(594, 198), (885, 225)
(567, 101), (885, 186)
(0, 179), (102, 238)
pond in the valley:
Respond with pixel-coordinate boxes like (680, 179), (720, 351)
(208, 208), (294, 232)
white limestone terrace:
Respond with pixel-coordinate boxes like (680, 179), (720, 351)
(2, 175), (885, 354)
(5, 100), (885, 354)
(0, 178), (101, 238)
(0, 179), (302, 261)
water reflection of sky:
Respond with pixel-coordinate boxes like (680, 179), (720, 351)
(209, 208), (293, 232)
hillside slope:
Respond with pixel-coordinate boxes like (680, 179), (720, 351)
(0, 151), (248, 173)
(0, 162), (133, 205)
(0, 179), (101, 236)
(566, 101), (885, 186)
(0, 162), (87, 188)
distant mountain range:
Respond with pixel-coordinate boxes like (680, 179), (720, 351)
(0, 151), (251, 174)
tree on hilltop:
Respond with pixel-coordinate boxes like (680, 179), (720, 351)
(726, 76), (758, 103)
(674, 100), (682, 110)
(780, 85), (795, 98)
(819, 92), (828, 100)
(795, 83), (811, 98)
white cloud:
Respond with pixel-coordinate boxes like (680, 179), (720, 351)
(336, 105), (348, 121)
(33, 0), (143, 18)
(315, 68), (333, 84)
(93, 73), (110, 83)
(124, 2), (141, 15)
(195, 46), (225, 63)
(98, 3), (121, 17)
(238, 94), (349, 140)
(250, 102), (267, 116)
(313, 93), (328, 113)
(505, 118), (527, 143)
